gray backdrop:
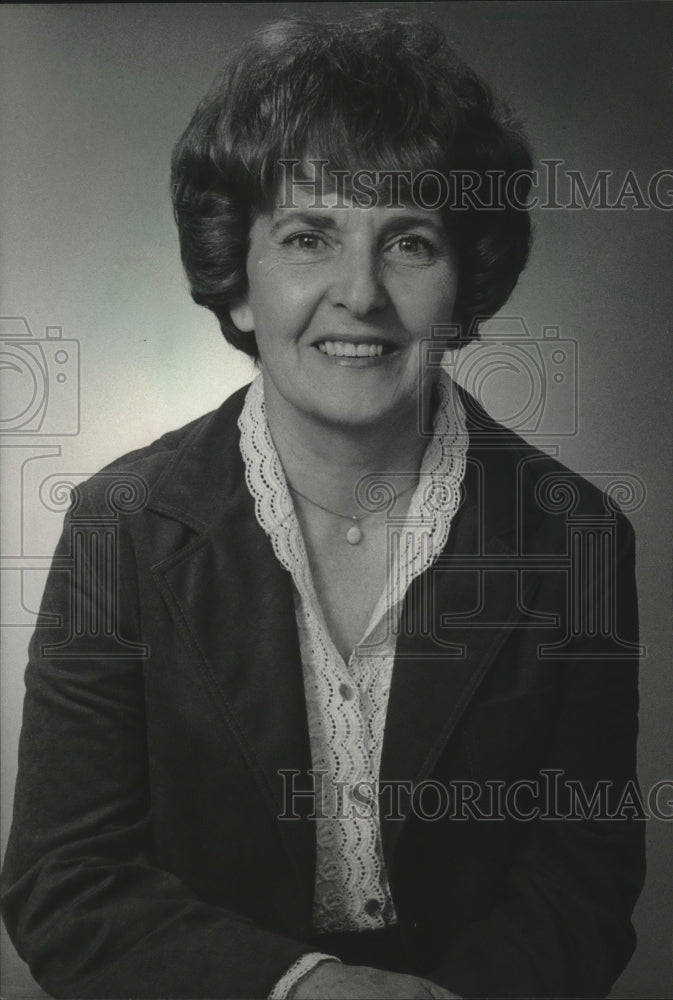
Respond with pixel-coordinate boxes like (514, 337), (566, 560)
(1, 3), (671, 997)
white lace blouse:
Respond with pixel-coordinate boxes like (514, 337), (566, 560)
(237, 370), (468, 995)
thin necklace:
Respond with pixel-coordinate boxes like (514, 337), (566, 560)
(288, 480), (417, 545)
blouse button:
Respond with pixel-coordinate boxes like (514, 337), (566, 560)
(339, 682), (354, 701)
(365, 898), (381, 917)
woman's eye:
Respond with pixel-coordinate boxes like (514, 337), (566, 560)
(284, 232), (324, 251)
(389, 234), (435, 258)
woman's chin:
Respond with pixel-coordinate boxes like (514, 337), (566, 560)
(258, 336), (426, 434)
(301, 387), (417, 433)
(304, 349), (417, 421)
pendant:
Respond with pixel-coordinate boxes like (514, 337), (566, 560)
(346, 522), (362, 545)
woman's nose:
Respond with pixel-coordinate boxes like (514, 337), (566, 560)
(328, 245), (387, 317)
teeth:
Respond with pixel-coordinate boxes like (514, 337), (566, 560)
(317, 341), (385, 357)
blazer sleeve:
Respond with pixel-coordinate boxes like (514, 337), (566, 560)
(0, 483), (313, 999)
(428, 512), (646, 999)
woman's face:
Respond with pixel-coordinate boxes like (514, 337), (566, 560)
(230, 188), (459, 432)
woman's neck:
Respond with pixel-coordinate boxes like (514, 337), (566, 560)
(261, 375), (433, 510)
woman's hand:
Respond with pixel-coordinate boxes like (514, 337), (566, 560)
(291, 961), (460, 998)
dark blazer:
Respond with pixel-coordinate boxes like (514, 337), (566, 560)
(1, 384), (645, 999)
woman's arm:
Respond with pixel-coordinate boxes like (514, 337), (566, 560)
(0, 486), (313, 999)
(425, 512), (645, 998)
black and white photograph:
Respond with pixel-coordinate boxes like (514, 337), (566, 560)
(1, 3), (671, 998)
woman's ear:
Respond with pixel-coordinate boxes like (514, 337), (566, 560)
(230, 300), (255, 333)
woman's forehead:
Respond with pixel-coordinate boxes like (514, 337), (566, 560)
(272, 158), (447, 213)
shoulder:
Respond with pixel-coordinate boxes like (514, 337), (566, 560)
(456, 383), (636, 542)
(68, 383), (251, 517)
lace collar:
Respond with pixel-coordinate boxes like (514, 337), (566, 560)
(238, 369), (468, 654)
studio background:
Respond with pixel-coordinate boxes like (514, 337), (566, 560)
(1, 3), (671, 997)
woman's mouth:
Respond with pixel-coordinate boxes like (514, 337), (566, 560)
(315, 340), (393, 358)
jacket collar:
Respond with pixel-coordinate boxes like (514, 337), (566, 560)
(146, 380), (544, 547)
(146, 384), (253, 533)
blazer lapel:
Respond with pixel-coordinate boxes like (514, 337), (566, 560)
(146, 388), (315, 902)
(380, 401), (547, 863)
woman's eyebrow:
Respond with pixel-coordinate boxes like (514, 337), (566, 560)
(378, 211), (448, 237)
(269, 211), (339, 236)
(268, 209), (449, 238)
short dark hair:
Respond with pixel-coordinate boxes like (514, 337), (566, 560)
(171, 12), (534, 358)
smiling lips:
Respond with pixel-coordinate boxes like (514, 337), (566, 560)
(316, 340), (393, 358)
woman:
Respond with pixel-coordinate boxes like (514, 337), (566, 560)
(1, 13), (644, 999)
